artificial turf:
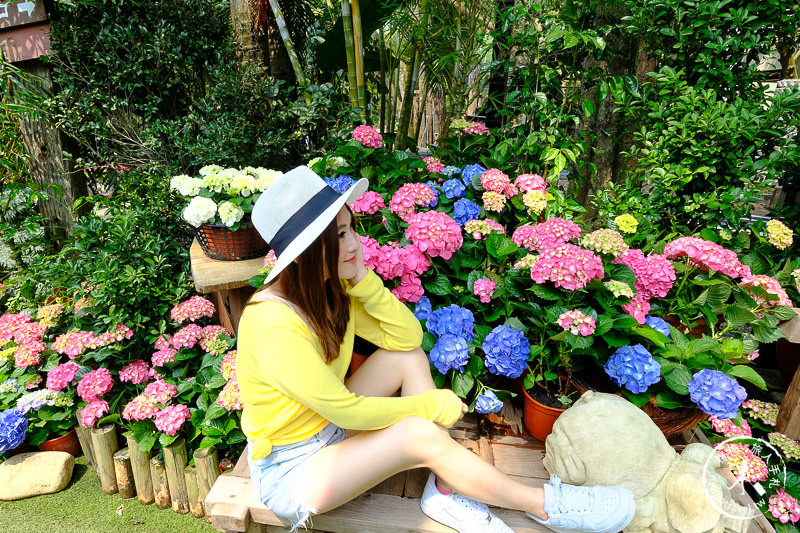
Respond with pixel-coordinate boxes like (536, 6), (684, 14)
(0, 456), (218, 533)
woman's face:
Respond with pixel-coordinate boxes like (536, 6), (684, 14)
(336, 207), (360, 280)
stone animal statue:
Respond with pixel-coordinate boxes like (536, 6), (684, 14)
(543, 391), (754, 533)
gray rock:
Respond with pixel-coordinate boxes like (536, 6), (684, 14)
(0, 451), (75, 500)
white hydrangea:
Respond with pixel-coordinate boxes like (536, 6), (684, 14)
(327, 156), (346, 172)
(202, 171), (228, 193)
(218, 201), (245, 227)
(227, 173), (256, 197)
(170, 174), (203, 197)
(183, 196), (218, 227)
(254, 168), (283, 192)
(199, 165), (223, 177)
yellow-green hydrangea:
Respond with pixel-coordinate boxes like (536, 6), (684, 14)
(766, 219), (793, 250)
(254, 168), (283, 192)
(581, 229), (629, 258)
(523, 190), (547, 215)
(513, 254), (539, 269)
(218, 201), (245, 227)
(201, 170), (228, 193)
(169, 174), (202, 197)
(604, 280), (635, 298)
(614, 214), (638, 234)
(0, 345), (16, 362)
(226, 172), (256, 197)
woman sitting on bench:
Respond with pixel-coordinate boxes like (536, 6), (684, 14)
(237, 166), (635, 533)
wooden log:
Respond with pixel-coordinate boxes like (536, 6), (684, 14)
(184, 465), (205, 518)
(150, 456), (171, 510)
(126, 435), (154, 505)
(194, 446), (220, 523)
(74, 422), (96, 470)
(163, 437), (190, 514)
(90, 424), (119, 495)
(113, 447), (136, 499)
(777, 360), (800, 440)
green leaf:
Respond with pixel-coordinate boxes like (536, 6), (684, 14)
(565, 333), (593, 350)
(772, 306), (799, 321)
(159, 433), (179, 447)
(581, 99), (595, 118)
(631, 326), (670, 348)
(752, 324), (785, 343)
(727, 366), (767, 390)
(663, 365), (693, 395)
(688, 336), (719, 354)
(452, 371), (475, 398)
(422, 332), (436, 352)
(486, 233), (519, 259)
(529, 283), (562, 301)
(204, 401), (227, 421)
(724, 305), (757, 327)
(424, 275), (453, 296)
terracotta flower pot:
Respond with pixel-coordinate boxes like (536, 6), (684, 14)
(522, 387), (567, 442)
(38, 428), (82, 457)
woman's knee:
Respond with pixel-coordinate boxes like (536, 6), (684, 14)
(390, 416), (453, 459)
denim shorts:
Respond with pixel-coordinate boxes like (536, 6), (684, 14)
(248, 423), (346, 530)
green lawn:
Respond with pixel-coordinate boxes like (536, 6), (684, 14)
(0, 456), (218, 533)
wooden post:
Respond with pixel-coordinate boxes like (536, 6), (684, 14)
(150, 456), (171, 510)
(194, 446), (220, 522)
(184, 465), (205, 518)
(777, 364), (800, 440)
(113, 447), (136, 499)
(163, 437), (189, 514)
(74, 421), (96, 470)
(126, 435), (154, 505)
(90, 424), (119, 494)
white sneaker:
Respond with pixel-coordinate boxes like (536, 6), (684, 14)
(420, 472), (513, 533)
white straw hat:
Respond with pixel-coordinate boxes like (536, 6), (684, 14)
(251, 166), (368, 284)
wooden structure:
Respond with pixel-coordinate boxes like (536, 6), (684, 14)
(204, 410), (772, 533)
(189, 240), (262, 334)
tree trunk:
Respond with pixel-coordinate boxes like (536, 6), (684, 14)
(229, 0), (260, 63)
(17, 60), (85, 236)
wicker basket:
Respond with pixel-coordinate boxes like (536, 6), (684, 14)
(196, 221), (270, 261)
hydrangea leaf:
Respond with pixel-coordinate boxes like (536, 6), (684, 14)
(565, 332), (593, 350)
(619, 389), (650, 408)
(593, 314), (615, 336)
(424, 275), (453, 296)
(772, 305), (798, 321)
(663, 365), (692, 395)
(421, 331), (436, 352)
(727, 365), (766, 390)
(159, 433), (179, 447)
(724, 305), (757, 327)
(452, 371), (475, 398)
(204, 402), (227, 421)
(631, 326), (670, 347)
(529, 283), (561, 301)
(752, 324), (784, 344)
(486, 233), (518, 259)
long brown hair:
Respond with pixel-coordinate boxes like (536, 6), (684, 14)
(251, 210), (352, 363)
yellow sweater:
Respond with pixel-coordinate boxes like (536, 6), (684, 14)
(237, 270), (463, 460)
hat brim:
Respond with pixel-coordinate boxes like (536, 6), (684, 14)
(264, 178), (369, 284)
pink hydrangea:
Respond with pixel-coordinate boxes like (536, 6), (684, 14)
(514, 174), (546, 193)
(51, 330), (97, 359)
(713, 442), (768, 482)
(464, 122), (490, 136)
(739, 274), (793, 310)
(557, 310), (596, 336)
(119, 360), (154, 384)
(364, 241), (431, 281)
(482, 191), (507, 212)
(199, 325), (230, 354)
(512, 218), (582, 252)
(154, 334), (172, 350)
(152, 348), (177, 367)
(171, 323), (205, 349)
(522, 190), (547, 215)
(217, 378), (243, 411)
(473, 279), (496, 303)
(0, 313), (32, 342)
(622, 295), (651, 324)
(351, 191), (385, 215)
(709, 416), (752, 438)
(93, 324), (134, 348)
(46, 362), (80, 391)
(613, 249), (676, 300)
(352, 125), (383, 149)
(743, 399), (780, 426)
(480, 168), (512, 194)
(529, 244), (604, 291)
(463, 219), (504, 240)
(221, 350), (237, 381)
(79, 398), (109, 428)
(155, 404), (191, 436)
(424, 156), (445, 174)
(769, 489), (800, 524)
(404, 211), (463, 260)
(122, 394), (159, 421)
(388, 183), (437, 219)
(664, 237), (750, 278)
(391, 274), (424, 303)
(77, 367), (114, 402)
(25, 374), (42, 389)
(144, 380), (178, 404)
(170, 295), (216, 323)
(581, 229), (629, 258)
(14, 341), (45, 368)
(13, 321), (47, 345)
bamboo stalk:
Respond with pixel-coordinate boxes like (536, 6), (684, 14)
(414, 81), (429, 145)
(184, 465), (205, 518)
(163, 437), (189, 514)
(341, 0), (360, 112)
(150, 456), (171, 510)
(379, 29), (387, 134)
(74, 419), (95, 470)
(113, 447), (136, 499)
(126, 435), (154, 505)
(395, 50), (420, 150)
(390, 66), (400, 134)
(267, 0), (306, 85)
(351, 0), (366, 119)
(194, 446), (219, 523)
(90, 424), (119, 495)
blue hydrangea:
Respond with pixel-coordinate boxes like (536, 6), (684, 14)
(442, 179), (466, 199)
(604, 344), (661, 394)
(475, 390), (503, 414)
(427, 304), (475, 342)
(430, 334), (470, 375)
(453, 198), (481, 226)
(482, 325), (530, 378)
(645, 316), (671, 339)
(0, 378), (18, 394)
(442, 166), (462, 177)
(324, 175), (356, 194)
(414, 296), (432, 321)
(424, 180), (440, 208)
(461, 164), (486, 188)
(0, 408), (29, 454)
(687, 369), (747, 419)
